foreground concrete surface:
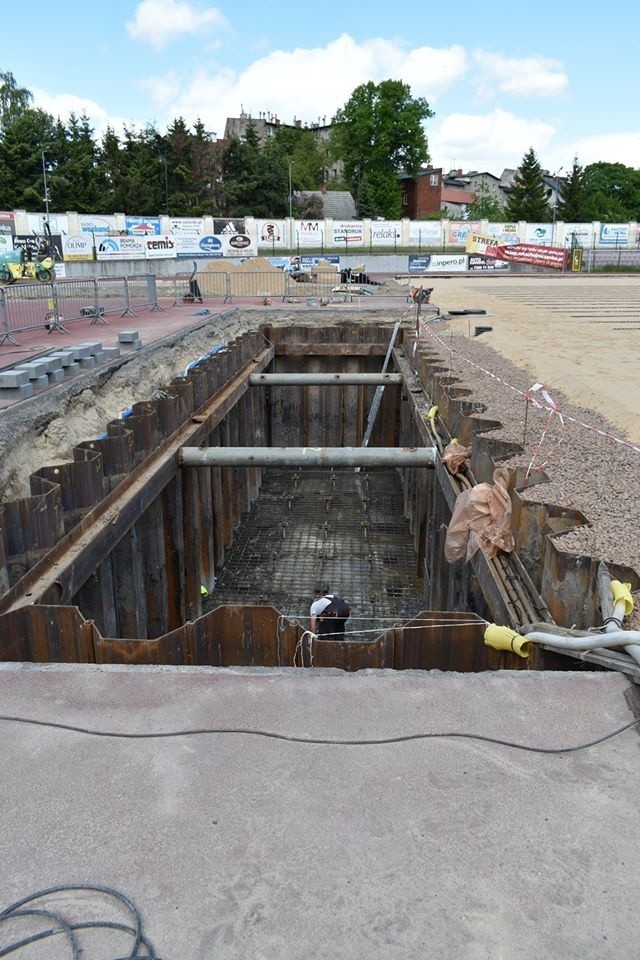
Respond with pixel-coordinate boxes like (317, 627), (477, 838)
(1, 664), (639, 959)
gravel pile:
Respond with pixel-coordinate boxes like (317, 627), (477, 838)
(419, 321), (640, 627)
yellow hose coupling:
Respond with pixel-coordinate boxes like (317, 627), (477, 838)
(484, 623), (530, 658)
(610, 581), (634, 615)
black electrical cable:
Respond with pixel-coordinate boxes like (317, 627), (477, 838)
(0, 712), (639, 754)
(0, 884), (157, 959)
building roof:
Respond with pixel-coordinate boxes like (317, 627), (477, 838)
(298, 190), (357, 219)
(441, 187), (476, 204)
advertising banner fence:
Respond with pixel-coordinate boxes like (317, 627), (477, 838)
(466, 233), (568, 270)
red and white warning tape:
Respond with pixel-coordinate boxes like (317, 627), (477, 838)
(414, 319), (640, 455)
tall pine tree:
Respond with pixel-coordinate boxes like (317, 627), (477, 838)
(505, 148), (551, 222)
(557, 156), (588, 222)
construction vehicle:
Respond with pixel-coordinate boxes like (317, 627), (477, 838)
(0, 245), (55, 284)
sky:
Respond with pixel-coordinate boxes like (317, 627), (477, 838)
(3, 0), (639, 177)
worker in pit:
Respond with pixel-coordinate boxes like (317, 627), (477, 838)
(309, 593), (351, 640)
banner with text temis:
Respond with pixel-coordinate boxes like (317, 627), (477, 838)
(466, 233), (568, 270)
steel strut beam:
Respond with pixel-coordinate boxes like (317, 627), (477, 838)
(179, 447), (436, 468)
(249, 373), (403, 385)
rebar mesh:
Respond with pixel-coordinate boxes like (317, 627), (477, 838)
(208, 468), (424, 638)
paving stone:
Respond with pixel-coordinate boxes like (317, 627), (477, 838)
(72, 344), (95, 360)
(76, 341), (104, 356)
(0, 383), (34, 400)
(101, 347), (121, 362)
(64, 362), (80, 378)
(31, 375), (49, 390)
(118, 330), (141, 344)
(0, 369), (30, 388)
(19, 359), (50, 379)
(38, 357), (63, 374)
(47, 351), (76, 367)
(78, 356), (97, 370)
(48, 368), (65, 383)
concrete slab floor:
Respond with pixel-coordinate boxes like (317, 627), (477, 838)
(0, 664), (639, 959)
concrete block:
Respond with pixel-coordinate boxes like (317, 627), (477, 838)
(78, 356), (97, 370)
(47, 351), (76, 367)
(77, 341), (103, 356)
(0, 369), (30, 388)
(39, 357), (63, 375)
(101, 347), (121, 362)
(64, 362), (80, 378)
(48, 368), (65, 383)
(31, 375), (49, 390)
(73, 344), (95, 360)
(118, 330), (141, 344)
(0, 383), (34, 400)
(20, 359), (50, 379)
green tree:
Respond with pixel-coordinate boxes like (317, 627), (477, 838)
(52, 113), (106, 212)
(0, 106), (57, 209)
(505, 148), (551, 222)
(220, 121), (262, 216)
(119, 124), (164, 215)
(293, 193), (324, 219)
(580, 162), (640, 221)
(556, 156), (588, 222)
(0, 70), (32, 129)
(467, 181), (505, 221)
(271, 125), (324, 190)
(189, 119), (225, 215)
(331, 79), (433, 218)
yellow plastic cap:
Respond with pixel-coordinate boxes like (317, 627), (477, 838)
(610, 580), (634, 616)
(427, 405), (438, 421)
(484, 623), (530, 658)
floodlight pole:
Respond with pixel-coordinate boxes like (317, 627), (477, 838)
(41, 150), (50, 228)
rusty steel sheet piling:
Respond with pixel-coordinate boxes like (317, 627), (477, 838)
(0, 319), (633, 673)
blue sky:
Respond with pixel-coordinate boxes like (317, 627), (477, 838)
(4, 0), (639, 176)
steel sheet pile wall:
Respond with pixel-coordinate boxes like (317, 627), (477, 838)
(408, 337), (639, 631)
(263, 322), (398, 448)
(0, 318), (540, 672)
(0, 330), (271, 646)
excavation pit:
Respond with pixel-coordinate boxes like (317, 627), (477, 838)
(0, 316), (637, 677)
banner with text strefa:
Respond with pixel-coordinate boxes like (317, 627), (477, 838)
(466, 233), (568, 270)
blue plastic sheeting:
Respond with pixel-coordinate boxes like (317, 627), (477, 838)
(181, 343), (226, 377)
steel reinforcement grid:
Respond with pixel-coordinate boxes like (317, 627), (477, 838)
(208, 467), (424, 639)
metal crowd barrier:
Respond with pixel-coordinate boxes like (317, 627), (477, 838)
(0, 276), (152, 343)
(0, 270), (412, 345)
(155, 269), (409, 305)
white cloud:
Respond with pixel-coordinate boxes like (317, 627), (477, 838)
(471, 51), (569, 100)
(430, 109), (556, 174)
(142, 34), (469, 138)
(566, 131), (640, 168)
(31, 88), (132, 139)
(29, 33), (640, 181)
(126, 0), (229, 51)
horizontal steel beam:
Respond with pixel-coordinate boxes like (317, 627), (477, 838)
(249, 373), (403, 386)
(180, 446), (436, 468)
